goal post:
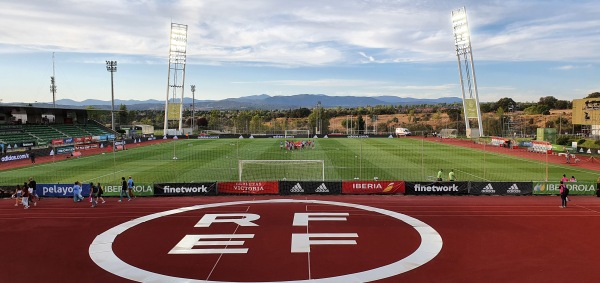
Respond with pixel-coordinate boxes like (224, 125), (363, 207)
(284, 130), (310, 139)
(238, 160), (325, 181)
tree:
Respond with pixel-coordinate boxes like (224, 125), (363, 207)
(585, 92), (600, 98)
(118, 104), (128, 126)
(538, 96), (558, 109)
(356, 115), (365, 134)
(495, 97), (516, 112)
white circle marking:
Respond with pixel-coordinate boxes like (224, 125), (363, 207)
(89, 199), (443, 282)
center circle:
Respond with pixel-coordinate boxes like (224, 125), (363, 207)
(89, 199), (443, 282)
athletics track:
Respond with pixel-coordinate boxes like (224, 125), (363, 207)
(2, 195), (600, 282)
(2, 137), (600, 282)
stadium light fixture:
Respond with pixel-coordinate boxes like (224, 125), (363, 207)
(106, 60), (117, 131)
(191, 84), (196, 132)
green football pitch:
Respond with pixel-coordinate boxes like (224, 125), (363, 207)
(1, 138), (596, 186)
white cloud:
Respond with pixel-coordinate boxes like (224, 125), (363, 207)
(1, 0), (598, 65)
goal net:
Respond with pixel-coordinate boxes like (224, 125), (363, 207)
(284, 130), (310, 139)
(238, 160), (324, 181)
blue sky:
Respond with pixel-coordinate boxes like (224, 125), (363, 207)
(1, 0), (599, 104)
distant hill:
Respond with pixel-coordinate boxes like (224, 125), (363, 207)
(54, 94), (462, 110)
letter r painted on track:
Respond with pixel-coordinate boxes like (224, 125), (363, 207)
(291, 233), (359, 253)
(169, 234), (255, 254)
(195, 213), (260, 227)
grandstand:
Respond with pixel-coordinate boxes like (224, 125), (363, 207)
(0, 105), (115, 149)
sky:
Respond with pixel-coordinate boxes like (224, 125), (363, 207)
(1, 0), (600, 105)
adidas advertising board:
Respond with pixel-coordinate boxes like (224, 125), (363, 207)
(342, 181), (405, 194)
(101, 184), (154, 197)
(278, 181), (342, 195)
(469, 182), (533, 195)
(36, 183), (91, 198)
(154, 183), (217, 196)
(532, 181), (596, 196)
(217, 182), (279, 195)
(404, 182), (469, 195)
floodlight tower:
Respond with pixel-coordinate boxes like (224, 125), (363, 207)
(163, 23), (188, 135)
(451, 7), (484, 138)
(190, 84), (196, 131)
(106, 60), (117, 131)
(50, 52), (57, 108)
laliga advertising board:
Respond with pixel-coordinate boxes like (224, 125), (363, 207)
(89, 199), (443, 282)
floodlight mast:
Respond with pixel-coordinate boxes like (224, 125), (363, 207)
(191, 84), (195, 132)
(163, 23), (188, 135)
(451, 7), (484, 138)
(50, 52), (57, 108)
(106, 60), (117, 131)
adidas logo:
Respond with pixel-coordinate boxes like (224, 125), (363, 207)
(290, 183), (304, 193)
(481, 183), (495, 193)
(315, 183), (329, 193)
(507, 184), (521, 194)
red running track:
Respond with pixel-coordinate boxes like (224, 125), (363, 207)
(2, 195), (600, 283)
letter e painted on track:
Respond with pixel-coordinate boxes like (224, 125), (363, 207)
(169, 234), (255, 254)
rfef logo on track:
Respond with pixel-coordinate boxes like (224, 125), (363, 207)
(89, 199), (442, 283)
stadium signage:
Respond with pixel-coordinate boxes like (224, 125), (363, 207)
(533, 182), (596, 195)
(347, 135), (370, 138)
(56, 146), (75, 154)
(197, 135), (219, 139)
(218, 182), (279, 195)
(154, 182), (217, 196)
(405, 182), (469, 195)
(0, 153), (29, 162)
(102, 184), (154, 197)
(470, 182), (533, 195)
(75, 143), (100, 150)
(51, 139), (64, 145)
(22, 142), (35, 147)
(37, 183), (91, 197)
(64, 138), (74, 144)
(279, 181), (342, 195)
(342, 181), (405, 194)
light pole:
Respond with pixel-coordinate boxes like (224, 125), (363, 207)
(191, 84), (196, 132)
(106, 60), (117, 131)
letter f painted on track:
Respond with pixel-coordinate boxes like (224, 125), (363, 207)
(291, 233), (358, 253)
(291, 213), (357, 253)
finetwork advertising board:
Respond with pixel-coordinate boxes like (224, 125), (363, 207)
(404, 182), (469, 195)
(154, 183), (217, 196)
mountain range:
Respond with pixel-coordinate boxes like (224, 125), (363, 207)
(49, 94), (462, 110)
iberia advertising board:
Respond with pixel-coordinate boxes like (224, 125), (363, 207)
(533, 181), (596, 195)
(342, 181), (405, 194)
(101, 183), (154, 197)
(217, 182), (278, 195)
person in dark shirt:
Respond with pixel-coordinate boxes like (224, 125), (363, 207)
(119, 177), (131, 202)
